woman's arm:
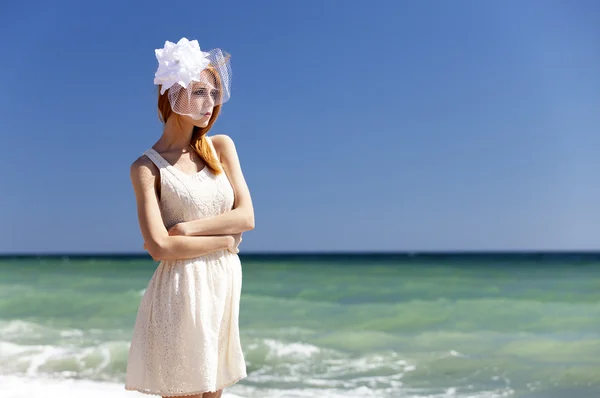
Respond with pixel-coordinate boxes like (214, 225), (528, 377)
(131, 156), (235, 261)
(171, 135), (255, 236)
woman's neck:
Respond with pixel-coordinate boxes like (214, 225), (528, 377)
(158, 116), (195, 151)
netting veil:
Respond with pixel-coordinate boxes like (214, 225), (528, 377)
(153, 38), (232, 120)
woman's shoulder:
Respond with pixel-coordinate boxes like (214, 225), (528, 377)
(209, 134), (237, 158)
(208, 133), (234, 145)
(130, 153), (159, 183)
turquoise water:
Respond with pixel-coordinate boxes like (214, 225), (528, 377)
(1, 253), (599, 397)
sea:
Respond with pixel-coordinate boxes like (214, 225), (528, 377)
(0, 252), (599, 398)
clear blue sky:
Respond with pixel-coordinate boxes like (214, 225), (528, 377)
(2, 0), (600, 253)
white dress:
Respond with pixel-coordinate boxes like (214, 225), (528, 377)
(125, 138), (247, 396)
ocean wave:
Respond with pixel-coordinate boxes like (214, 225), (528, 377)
(2, 320), (599, 397)
(0, 374), (519, 398)
(0, 375), (246, 398)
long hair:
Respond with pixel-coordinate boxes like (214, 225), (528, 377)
(157, 68), (224, 175)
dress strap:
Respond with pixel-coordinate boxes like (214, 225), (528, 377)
(144, 148), (169, 168)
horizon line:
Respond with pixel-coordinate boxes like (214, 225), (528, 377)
(2, 249), (600, 258)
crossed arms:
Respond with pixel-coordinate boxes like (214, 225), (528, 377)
(130, 134), (254, 261)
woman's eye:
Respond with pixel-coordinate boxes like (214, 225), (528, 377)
(193, 88), (207, 96)
(210, 90), (219, 99)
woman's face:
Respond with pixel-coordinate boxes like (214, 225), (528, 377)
(181, 70), (220, 128)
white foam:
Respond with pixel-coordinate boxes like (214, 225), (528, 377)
(262, 339), (321, 359)
(0, 341), (32, 356)
(0, 375), (245, 398)
(0, 320), (46, 339)
(59, 329), (84, 338)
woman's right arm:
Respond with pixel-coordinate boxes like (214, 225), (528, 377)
(130, 156), (234, 261)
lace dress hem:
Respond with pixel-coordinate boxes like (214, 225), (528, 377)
(124, 372), (247, 397)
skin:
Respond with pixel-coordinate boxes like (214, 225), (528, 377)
(130, 77), (254, 398)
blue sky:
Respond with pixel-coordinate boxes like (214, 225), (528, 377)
(2, 0), (600, 253)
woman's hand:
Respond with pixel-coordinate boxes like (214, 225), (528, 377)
(228, 233), (243, 254)
(168, 223), (188, 236)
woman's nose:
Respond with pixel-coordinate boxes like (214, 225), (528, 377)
(205, 94), (215, 107)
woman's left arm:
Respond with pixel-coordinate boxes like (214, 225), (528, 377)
(171, 134), (255, 236)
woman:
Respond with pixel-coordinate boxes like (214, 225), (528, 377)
(125, 38), (253, 398)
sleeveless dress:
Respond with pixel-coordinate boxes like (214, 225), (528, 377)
(124, 138), (247, 396)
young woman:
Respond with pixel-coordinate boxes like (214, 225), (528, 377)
(125, 38), (253, 398)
